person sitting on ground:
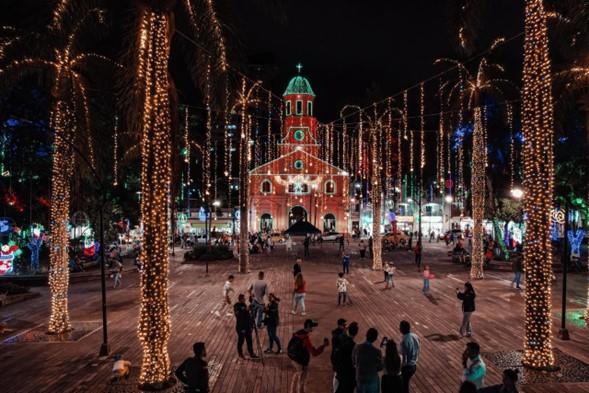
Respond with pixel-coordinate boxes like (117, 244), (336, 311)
(111, 354), (132, 381)
(175, 342), (209, 393)
(461, 341), (486, 389)
(479, 368), (519, 393)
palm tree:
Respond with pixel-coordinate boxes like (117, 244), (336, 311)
(521, 0), (556, 370)
(0, 2), (113, 334)
(119, 0), (226, 387)
(436, 41), (514, 279)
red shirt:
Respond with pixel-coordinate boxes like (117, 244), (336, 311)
(295, 281), (306, 294)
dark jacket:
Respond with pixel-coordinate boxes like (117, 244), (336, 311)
(234, 302), (252, 331)
(264, 301), (279, 327)
(330, 327), (346, 368)
(512, 257), (523, 273)
(334, 335), (356, 377)
(175, 357), (209, 392)
(457, 290), (476, 312)
(352, 341), (383, 383)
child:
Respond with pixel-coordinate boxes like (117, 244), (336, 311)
(422, 264), (433, 293)
(336, 272), (349, 306)
(111, 354), (131, 381)
(385, 263), (396, 289)
(342, 253), (351, 274)
(113, 261), (123, 289)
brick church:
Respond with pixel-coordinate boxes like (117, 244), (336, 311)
(248, 71), (349, 234)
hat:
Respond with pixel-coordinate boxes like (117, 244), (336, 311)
(337, 318), (347, 326)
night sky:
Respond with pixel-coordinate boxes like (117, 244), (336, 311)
(229, 0), (524, 122)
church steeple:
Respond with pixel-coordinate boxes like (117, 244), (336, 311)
(280, 64), (319, 156)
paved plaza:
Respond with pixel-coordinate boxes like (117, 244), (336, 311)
(1, 240), (588, 393)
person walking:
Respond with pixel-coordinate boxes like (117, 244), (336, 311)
(215, 274), (235, 317)
(175, 342), (209, 392)
(511, 256), (523, 290)
(334, 321), (359, 393)
(287, 319), (329, 369)
(456, 282), (476, 337)
(113, 261), (123, 289)
(478, 368), (519, 393)
(399, 320), (420, 393)
(263, 293), (282, 354)
(421, 265), (433, 293)
(293, 257), (302, 277)
(286, 235), (293, 255)
(336, 272), (350, 306)
(303, 235), (311, 258)
(248, 271), (269, 328)
(407, 232), (413, 251)
(352, 327), (383, 393)
(342, 252), (351, 274)
(359, 239), (367, 258)
(339, 235), (345, 253)
(233, 294), (259, 359)
(413, 241), (422, 271)
(461, 341), (486, 389)
(292, 272), (307, 315)
(381, 339), (403, 393)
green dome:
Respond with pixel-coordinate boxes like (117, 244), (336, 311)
(283, 76), (315, 97)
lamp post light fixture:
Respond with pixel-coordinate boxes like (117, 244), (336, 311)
(444, 195), (454, 204)
(510, 187), (524, 199)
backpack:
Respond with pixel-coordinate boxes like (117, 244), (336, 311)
(287, 333), (310, 366)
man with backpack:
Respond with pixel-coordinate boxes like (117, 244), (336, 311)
(334, 322), (359, 393)
(287, 319), (329, 369)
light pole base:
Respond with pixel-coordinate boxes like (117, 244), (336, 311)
(558, 328), (570, 340)
(99, 343), (110, 358)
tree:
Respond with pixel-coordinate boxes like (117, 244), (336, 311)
(0, 2), (112, 334)
(521, 0), (556, 370)
(119, 0), (226, 387)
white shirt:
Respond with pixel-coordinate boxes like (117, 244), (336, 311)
(223, 281), (233, 297)
(336, 278), (349, 293)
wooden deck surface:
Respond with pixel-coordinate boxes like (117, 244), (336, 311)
(0, 241), (587, 393)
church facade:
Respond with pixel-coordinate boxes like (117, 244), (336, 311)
(248, 73), (349, 234)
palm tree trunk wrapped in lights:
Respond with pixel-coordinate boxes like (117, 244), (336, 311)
(47, 101), (75, 333)
(521, 0), (556, 370)
(371, 128), (383, 270)
(135, 9), (173, 386)
(470, 106), (485, 279)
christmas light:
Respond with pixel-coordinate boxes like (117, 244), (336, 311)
(135, 10), (173, 386)
(113, 115), (119, 186)
(470, 106), (485, 279)
(419, 82), (425, 173)
(521, 0), (556, 369)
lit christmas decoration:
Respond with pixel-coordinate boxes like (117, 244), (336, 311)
(0, 242), (21, 275)
(113, 116), (119, 186)
(470, 105), (485, 279)
(521, 0), (556, 370)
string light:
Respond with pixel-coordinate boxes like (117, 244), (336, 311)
(204, 62), (212, 198)
(267, 89), (272, 161)
(438, 81), (445, 188)
(419, 82), (425, 174)
(470, 106), (485, 279)
(507, 103), (515, 189)
(136, 11), (172, 385)
(521, 0), (555, 370)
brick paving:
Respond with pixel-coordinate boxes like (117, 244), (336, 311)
(0, 239), (587, 393)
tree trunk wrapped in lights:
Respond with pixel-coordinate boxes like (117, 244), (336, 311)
(521, 0), (556, 370)
(470, 106), (485, 279)
(136, 10), (173, 386)
(47, 101), (75, 334)
(238, 118), (250, 273)
(371, 128), (383, 270)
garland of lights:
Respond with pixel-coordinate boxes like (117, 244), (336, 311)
(470, 106), (485, 279)
(371, 123), (383, 270)
(521, 0), (556, 369)
(419, 82), (425, 175)
(136, 10), (173, 385)
(47, 100), (75, 334)
(204, 62), (212, 199)
(507, 103), (515, 189)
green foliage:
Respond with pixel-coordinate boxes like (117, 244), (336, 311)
(495, 198), (523, 222)
(184, 245), (233, 262)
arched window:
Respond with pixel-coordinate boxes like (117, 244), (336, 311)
(296, 100), (303, 115)
(286, 101), (292, 116)
(261, 180), (272, 194)
(324, 180), (336, 195)
(307, 101), (313, 116)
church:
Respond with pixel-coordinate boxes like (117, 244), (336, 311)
(248, 71), (350, 234)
